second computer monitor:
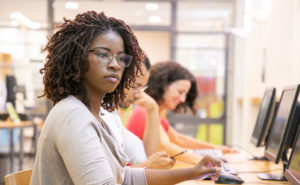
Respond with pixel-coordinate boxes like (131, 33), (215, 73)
(265, 84), (300, 164)
(284, 125), (300, 185)
(251, 88), (276, 147)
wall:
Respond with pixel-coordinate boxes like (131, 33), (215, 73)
(133, 31), (171, 64)
(230, 0), (300, 152)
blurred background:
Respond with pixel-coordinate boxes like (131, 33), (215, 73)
(0, 0), (299, 182)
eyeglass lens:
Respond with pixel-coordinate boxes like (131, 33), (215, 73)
(93, 48), (132, 67)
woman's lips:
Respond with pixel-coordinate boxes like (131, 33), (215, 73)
(104, 74), (120, 82)
(105, 76), (118, 82)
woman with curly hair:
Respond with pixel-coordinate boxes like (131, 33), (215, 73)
(127, 61), (236, 165)
(30, 11), (221, 185)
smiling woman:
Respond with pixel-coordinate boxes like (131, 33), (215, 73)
(126, 61), (237, 165)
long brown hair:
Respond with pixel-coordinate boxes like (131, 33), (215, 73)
(146, 61), (198, 114)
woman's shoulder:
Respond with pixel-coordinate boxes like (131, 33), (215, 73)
(46, 96), (92, 125)
(51, 96), (86, 114)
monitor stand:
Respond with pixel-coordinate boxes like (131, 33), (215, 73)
(248, 155), (268, 161)
(257, 150), (287, 181)
(257, 173), (286, 181)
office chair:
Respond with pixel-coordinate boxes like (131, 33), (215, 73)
(4, 169), (32, 185)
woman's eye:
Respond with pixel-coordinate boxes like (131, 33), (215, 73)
(96, 51), (108, 58)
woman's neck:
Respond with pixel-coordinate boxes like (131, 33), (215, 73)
(86, 91), (105, 119)
(159, 105), (166, 117)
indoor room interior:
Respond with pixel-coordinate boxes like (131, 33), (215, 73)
(0, 0), (300, 184)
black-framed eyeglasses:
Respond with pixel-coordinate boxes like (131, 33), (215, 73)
(89, 47), (132, 67)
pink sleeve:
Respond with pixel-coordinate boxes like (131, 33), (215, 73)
(126, 106), (147, 140)
(160, 117), (170, 132)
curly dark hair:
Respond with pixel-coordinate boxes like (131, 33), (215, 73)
(40, 11), (144, 112)
(145, 61), (198, 114)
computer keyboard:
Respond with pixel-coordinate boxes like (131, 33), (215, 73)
(194, 149), (238, 175)
(193, 149), (223, 157)
(200, 163), (239, 180)
(221, 163), (238, 175)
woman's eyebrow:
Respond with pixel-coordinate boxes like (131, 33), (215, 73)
(93, 46), (125, 54)
(93, 46), (110, 51)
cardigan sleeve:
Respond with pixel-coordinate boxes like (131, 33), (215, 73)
(55, 108), (148, 185)
(55, 108), (118, 185)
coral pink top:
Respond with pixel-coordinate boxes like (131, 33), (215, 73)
(126, 106), (170, 140)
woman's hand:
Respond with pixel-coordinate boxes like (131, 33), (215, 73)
(218, 145), (239, 153)
(192, 155), (221, 181)
(134, 91), (158, 111)
(145, 151), (175, 169)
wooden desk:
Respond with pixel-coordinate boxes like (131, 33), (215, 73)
(175, 152), (290, 185)
(0, 120), (37, 173)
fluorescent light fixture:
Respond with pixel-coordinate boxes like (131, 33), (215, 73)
(65, 2), (78, 9)
(148, 16), (161, 23)
(145, 3), (159, 10)
(11, 20), (19, 27)
(10, 12), (41, 29)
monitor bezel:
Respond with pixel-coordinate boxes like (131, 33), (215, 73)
(250, 87), (276, 147)
(284, 125), (300, 185)
(265, 84), (300, 164)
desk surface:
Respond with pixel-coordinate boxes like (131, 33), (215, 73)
(0, 120), (33, 128)
(175, 152), (290, 185)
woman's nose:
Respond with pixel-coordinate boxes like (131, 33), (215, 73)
(108, 56), (121, 71)
(178, 94), (186, 103)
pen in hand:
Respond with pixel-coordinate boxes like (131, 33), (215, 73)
(140, 85), (148, 92)
(134, 85), (148, 94)
(170, 149), (188, 160)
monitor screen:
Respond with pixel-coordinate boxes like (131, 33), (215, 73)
(265, 85), (300, 164)
(285, 126), (300, 185)
(251, 88), (276, 147)
(5, 75), (17, 107)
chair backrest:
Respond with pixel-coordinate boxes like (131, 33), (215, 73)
(4, 169), (32, 185)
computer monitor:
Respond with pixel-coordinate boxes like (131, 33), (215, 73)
(284, 126), (300, 185)
(251, 88), (276, 147)
(258, 84), (300, 181)
(5, 75), (18, 107)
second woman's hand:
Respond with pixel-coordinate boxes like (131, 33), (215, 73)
(134, 91), (158, 111)
(192, 155), (222, 181)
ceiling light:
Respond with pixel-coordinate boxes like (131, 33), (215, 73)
(65, 2), (79, 9)
(11, 20), (19, 27)
(10, 12), (41, 29)
(145, 3), (159, 10)
(148, 16), (161, 23)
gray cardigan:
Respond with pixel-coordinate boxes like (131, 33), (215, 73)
(30, 96), (147, 185)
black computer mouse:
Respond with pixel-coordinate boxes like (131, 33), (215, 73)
(215, 173), (245, 184)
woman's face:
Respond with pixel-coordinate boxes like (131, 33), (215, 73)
(121, 63), (150, 108)
(161, 79), (191, 110)
(84, 31), (125, 97)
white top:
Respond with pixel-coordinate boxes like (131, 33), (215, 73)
(101, 108), (147, 165)
(30, 96), (147, 185)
